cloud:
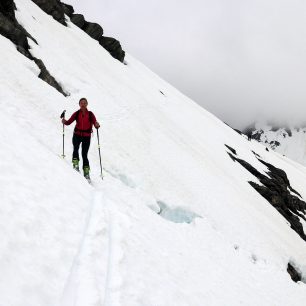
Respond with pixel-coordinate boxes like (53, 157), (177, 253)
(65, 0), (306, 128)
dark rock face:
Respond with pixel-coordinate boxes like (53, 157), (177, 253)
(252, 129), (264, 141)
(99, 36), (125, 62)
(227, 146), (306, 242)
(70, 14), (104, 41)
(61, 2), (74, 17)
(0, 12), (29, 55)
(287, 263), (302, 282)
(0, 0), (16, 19)
(31, 0), (66, 25)
(0, 1), (32, 58)
(270, 140), (280, 149)
(70, 14), (85, 28)
(225, 144), (236, 155)
(33, 57), (68, 96)
(33, 0), (125, 62)
(70, 14), (125, 62)
(83, 22), (103, 40)
(0, 0), (67, 96)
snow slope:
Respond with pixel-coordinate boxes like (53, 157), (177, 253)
(251, 124), (306, 167)
(1, 1), (306, 305)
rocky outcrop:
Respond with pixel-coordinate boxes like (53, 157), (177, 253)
(31, 0), (125, 62)
(83, 22), (103, 40)
(226, 145), (306, 242)
(61, 2), (73, 17)
(0, 0), (67, 96)
(99, 36), (125, 62)
(69, 13), (125, 62)
(33, 57), (68, 96)
(0, 0), (16, 19)
(287, 263), (302, 282)
(31, 0), (66, 25)
(0, 0), (32, 58)
(0, 0), (125, 94)
(70, 14), (85, 28)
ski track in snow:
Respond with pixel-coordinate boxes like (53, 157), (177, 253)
(60, 177), (130, 306)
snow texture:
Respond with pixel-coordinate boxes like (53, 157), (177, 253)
(1, 1), (306, 305)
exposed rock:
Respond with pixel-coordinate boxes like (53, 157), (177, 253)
(228, 151), (306, 241)
(33, 57), (68, 96)
(99, 36), (125, 62)
(252, 151), (261, 158)
(0, 13), (29, 52)
(234, 128), (242, 135)
(252, 129), (264, 141)
(270, 140), (280, 149)
(0, 1), (32, 58)
(0, 0), (67, 96)
(70, 15), (125, 61)
(287, 263), (302, 282)
(225, 144), (236, 155)
(70, 13), (85, 28)
(31, 0), (125, 62)
(0, 0), (16, 20)
(83, 22), (103, 40)
(31, 0), (66, 25)
(61, 2), (74, 17)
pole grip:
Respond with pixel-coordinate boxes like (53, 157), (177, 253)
(60, 110), (66, 119)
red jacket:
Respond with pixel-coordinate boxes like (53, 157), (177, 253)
(65, 110), (97, 137)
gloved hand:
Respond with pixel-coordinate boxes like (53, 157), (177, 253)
(62, 118), (66, 124)
(95, 121), (100, 129)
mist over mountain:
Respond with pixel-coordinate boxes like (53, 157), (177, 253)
(64, 0), (306, 129)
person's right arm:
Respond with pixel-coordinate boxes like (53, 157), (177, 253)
(62, 112), (77, 125)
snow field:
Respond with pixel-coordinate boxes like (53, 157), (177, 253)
(0, 0), (306, 304)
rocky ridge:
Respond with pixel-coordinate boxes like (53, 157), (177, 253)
(242, 122), (306, 167)
(226, 144), (306, 242)
(0, 0), (67, 96)
(31, 0), (125, 62)
(226, 144), (306, 282)
(0, 0), (126, 96)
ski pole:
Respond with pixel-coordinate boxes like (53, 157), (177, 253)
(60, 110), (66, 158)
(96, 128), (103, 179)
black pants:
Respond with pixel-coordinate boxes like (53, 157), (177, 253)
(72, 134), (91, 168)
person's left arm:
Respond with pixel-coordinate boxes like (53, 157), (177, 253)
(92, 113), (100, 129)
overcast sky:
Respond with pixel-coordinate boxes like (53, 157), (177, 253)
(65, 0), (306, 129)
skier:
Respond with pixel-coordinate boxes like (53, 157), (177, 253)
(61, 98), (100, 179)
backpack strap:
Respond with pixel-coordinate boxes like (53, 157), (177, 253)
(74, 110), (80, 123)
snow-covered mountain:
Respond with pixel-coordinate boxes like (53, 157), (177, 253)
(2, 1), (306, 305)
(244, 123), (306, 167)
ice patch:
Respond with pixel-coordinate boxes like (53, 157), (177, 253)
(106, 168), (136, 189)
(155, 200), (202, 224)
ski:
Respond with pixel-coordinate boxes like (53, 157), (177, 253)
(84, 175), (92, 184)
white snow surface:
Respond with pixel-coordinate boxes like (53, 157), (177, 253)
(1, 1), (306, 305)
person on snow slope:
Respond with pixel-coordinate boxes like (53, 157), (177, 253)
(61, 98), (100, 179)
